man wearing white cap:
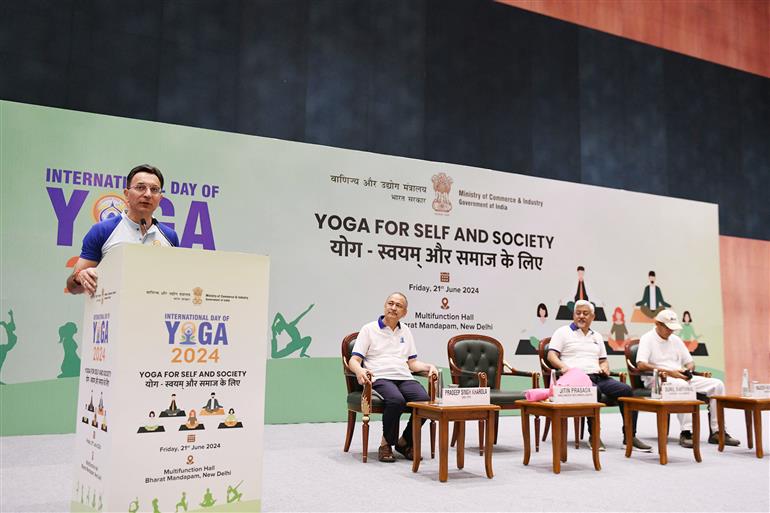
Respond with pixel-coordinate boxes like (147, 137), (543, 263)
(636, 309), (739, 448)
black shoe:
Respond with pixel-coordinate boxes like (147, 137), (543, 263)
(632, 437), (652, 452)
(709, 431), (740, 446)
(378, 444), (396, 462)
(588, 436), (605, 451)
(679, 430), (693, 448)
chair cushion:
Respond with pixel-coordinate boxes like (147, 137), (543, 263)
(346, 390), (385, 411)
(490, 389), (526, 406)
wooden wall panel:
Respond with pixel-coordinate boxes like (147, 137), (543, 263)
(720, 236), (770, 393)
(500, 0), (770, 78)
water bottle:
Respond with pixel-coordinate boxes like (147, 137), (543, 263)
(436, 372), (444, 404)
(652, 369), (661, 399)
(550, 367), (557, 390)
(742, 368), (750, 397)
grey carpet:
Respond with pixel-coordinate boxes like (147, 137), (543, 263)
(2, 409), (768, 512)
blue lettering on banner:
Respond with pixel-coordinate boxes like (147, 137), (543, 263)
(166, 319), (229, 346)
(92, 320), (109, 345)
(45, 168), (219, 249)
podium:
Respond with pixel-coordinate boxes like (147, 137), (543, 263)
(71, 244), (270, 513)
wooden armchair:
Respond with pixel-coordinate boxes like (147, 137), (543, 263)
(538, 337), (627, 450)
(341, 332), (436, 462)
(447, 334), (540, 455)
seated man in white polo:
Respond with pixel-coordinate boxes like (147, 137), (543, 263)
(636, 309), (740, 448)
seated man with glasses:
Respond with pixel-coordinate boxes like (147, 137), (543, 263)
(548, 300), (652, 452)
(66, 164), (179, 295)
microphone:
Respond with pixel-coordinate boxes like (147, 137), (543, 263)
(140, 218), (148, 236)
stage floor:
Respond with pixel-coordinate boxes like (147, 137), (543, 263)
(1, 408), (768, 512)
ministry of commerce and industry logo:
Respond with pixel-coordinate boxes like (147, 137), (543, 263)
(192, 287), (203, 305)
(92, 194), (126, 222)
(431, 172), (453, 213)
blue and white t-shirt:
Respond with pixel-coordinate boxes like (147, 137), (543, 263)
(548, 322), (606, 375)
(351, 316), (418, 381)
(80, 212), (179, 262)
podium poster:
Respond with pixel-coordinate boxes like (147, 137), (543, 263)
(71, 244), (269, 513)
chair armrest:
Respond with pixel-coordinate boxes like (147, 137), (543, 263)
(541, 368), (561, 387)
(502, 359), (540, 388)
(428, 373), (438, 403)
(611, 371), (627, 384)
(360, 380), (373, 415)
(694, 370), (711, 378)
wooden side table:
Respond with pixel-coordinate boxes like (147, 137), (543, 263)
(407, 401), (500, 482)
(618, 397), (703, 465)
(711, 395), (770, 458)
(515, 400), (603, 474)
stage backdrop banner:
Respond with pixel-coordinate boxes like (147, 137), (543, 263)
(71, 244), (269, 513)
(0, 100), (725, 433)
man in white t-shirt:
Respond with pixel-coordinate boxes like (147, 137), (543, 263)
(548, 300), (651, 452)
(348, 293), (438, 463)
(636, 309), (739, 448)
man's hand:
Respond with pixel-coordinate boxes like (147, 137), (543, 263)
(670, 369), (692, 380)
(427, 365), (438, 378)
(355, 368), (372, 386)
(78, 267), (99, 296)
(67, 258), (99, 295)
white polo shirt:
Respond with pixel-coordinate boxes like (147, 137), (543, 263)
(351, 316), (417, 381)
(549, 323), (606, 374)
(637, 328), (693, 387)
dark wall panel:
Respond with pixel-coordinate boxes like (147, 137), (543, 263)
(158, 1), (241, 131)
(68, 1), (162, 119)
(530, 15), (581, 183)
(425, 0), (533, 173)
(737, 75), (770, 238)
(366, 0), (426, 159)
(0, 1), (73, 107)
(304, 0), (371, 151)
(620, 42), (667, 196)
(579, 30), (628, 188)
(237, 0), (308, 142)
(0, 0), (767, 240)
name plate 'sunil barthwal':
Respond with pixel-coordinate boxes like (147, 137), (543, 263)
(552, 386), (597, 404)
(441, 387), (490, 406)
(751, 383), (770, 398)
(660, 382), (696, 401)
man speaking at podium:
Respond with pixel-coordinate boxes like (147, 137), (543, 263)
(66, 164), (179, 295)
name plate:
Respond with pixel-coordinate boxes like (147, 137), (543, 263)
(441, 387), (490, 406)
(552, 385), (597, 404)
(661, 382), (696, 401)
(751, 383), (770, 398)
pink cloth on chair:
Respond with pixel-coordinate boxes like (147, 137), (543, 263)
(524, 368), (592, 401)
(555, 368), (592, 387)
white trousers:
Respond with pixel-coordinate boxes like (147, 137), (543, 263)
(665, 376), (726, 432)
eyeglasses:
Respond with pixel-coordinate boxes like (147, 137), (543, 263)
(130, 183), (162, 195)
